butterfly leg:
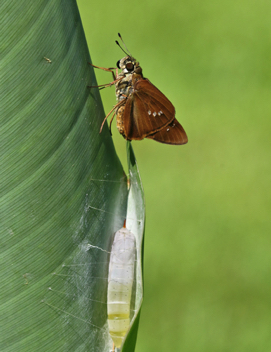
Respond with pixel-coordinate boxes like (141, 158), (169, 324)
(99, 99), (126, 133)
(89, 63), (116, 80)
(88, 76), (123, 89)
(109, 110), (116, 135)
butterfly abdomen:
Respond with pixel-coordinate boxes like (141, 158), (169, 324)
(115, 72), (133, 139)
(107, 227), (136, 348)
(116, 105), (125, 136)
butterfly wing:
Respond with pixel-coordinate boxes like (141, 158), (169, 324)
(122, 78), (176, 140)
(147, 118), (188, 145)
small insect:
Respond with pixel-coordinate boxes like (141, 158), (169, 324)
(90, 34), (188, 145)
(107, 222), (136, 349)
(44, 57), (52, 63)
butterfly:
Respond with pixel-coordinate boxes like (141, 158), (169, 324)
(90, 34), (188, 145)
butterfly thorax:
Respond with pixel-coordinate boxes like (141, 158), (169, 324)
(115, 56), (144, 137)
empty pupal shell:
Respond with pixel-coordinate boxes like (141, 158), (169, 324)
(107, 226), (136, 348)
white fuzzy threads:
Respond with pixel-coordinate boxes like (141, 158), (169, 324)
(107, 227), (136, 348)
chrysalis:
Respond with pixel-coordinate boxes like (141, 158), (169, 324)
(107, 225), (136, 349)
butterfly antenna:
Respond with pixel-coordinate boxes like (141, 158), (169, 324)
(116, 33), (132, 57)
(115, 40), (129, 56)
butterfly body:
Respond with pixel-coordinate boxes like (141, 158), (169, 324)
(115, 56), (144, 139)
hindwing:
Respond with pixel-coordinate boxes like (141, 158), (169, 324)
(147, 118), (188, 145)
(122, 78), (176, 140)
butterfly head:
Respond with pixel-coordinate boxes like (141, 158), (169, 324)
(116, 56), (142, 75)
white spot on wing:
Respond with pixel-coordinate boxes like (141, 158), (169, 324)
(148, 110), (151, 115)
(153, 112), (157, 117)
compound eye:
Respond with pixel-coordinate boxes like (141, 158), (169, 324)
(126, 62), (134, 71)
(116, 60), (121, 69)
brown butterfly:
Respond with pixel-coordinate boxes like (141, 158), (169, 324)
(90, 34), (188, 145)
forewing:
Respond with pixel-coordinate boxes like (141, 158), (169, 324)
(147, 118), (188, 145)
(123, 79), (176, 140)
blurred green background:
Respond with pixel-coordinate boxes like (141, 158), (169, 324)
(77, 0), (271, 351)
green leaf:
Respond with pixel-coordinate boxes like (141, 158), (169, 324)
(0, 1), (146, 351)
(121, 142), (145, 352)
